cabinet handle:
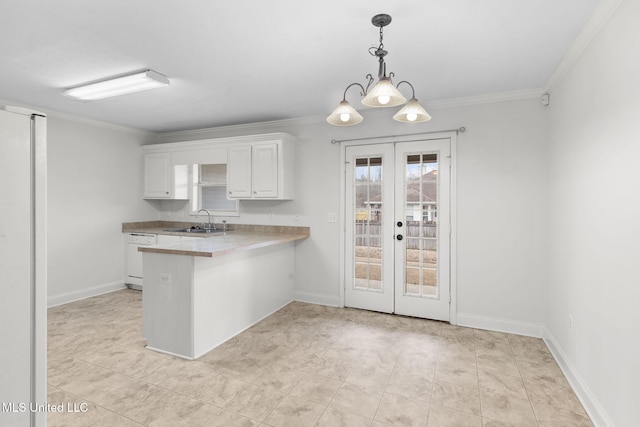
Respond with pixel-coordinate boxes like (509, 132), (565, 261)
(253, 191), (257, 194)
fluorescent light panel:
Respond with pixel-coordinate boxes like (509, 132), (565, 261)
(63, 70), (169, 101)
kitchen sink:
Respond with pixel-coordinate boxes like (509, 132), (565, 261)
(163, 227), (224, 234)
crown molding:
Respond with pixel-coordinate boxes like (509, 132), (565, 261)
(425, 88), (545, 110)
(158, 88), (544, 142)
(47, 109), (155, 137)
(0, 97), (155, 138)
(156, 115), (325, 143)
(545, 0), (624, 91)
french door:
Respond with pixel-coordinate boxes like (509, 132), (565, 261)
(344, 138), (451, 321)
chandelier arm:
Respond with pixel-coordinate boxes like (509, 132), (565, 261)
(363, 74), (375, 95)
(396, 80), (417, 98)
(342, 82), (367, 101)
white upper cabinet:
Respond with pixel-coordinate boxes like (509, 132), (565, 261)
(142, 133), (295, 201)
(143, 152), (188, 199)
(252, 142), (279, 198)
(227, 145), (253, 198)
(227, 137), (295, 200)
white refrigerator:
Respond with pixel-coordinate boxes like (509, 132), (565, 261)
(0, 106), (47, 426)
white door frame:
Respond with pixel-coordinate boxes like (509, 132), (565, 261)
(338, 131), (458, 325)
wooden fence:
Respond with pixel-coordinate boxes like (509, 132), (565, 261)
(355, 222), (436, 249)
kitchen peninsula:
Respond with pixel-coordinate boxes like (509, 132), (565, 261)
(126, 222), (309, 360)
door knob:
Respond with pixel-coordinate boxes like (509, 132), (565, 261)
(396, 234), (403, 241)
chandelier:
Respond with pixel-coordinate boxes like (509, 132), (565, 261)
(327, 14), (431, 126)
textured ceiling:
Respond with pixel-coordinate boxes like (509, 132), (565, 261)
(0, 0), (602, 133)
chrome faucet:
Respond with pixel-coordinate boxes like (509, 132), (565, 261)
(196, 209), (215, 229)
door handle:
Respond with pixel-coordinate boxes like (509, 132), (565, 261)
(396, 234), (403, 241)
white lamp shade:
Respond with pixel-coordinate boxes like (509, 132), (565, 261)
(393, 98), (432, 123)
(327, 100), (364, 126)
(361, 76), (407, 107)
(63, 70), (170, 101)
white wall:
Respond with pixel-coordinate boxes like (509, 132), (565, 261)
(448, 101), (547, 334)
(157, 96), (548, 333)
(47, 115), (157, 306)
(545, 0), (640, 425)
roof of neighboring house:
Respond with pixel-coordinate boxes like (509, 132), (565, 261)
(367, 171), (437, 204)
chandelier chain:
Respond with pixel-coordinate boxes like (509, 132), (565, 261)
(369, 25), (386, 58)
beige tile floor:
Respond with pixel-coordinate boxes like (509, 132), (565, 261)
(47, 289), (593, 426)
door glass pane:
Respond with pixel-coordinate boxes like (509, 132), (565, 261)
(353, 156), (384, 292)
(405, 267), (420, 295)
(404, 153), (438, 298)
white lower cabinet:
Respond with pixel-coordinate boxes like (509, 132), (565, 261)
(158, 235), (197, 244)
(157, 234), (180, 245)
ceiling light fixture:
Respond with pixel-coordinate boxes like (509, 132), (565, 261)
(62, 70), (170, 101)
(327, 14), (431, 126)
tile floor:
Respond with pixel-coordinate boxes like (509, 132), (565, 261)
(47, 290), (593, 426)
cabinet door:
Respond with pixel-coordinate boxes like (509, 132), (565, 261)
(252, 143), (279, 198)
(227, 145), (252, 198)
(144, 153), (171, 198)
(157, 234), (180, 245)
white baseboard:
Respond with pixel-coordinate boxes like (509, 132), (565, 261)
(146, 299), (295, 361)
(543, 330), (613, 427)
(294, 290), (340, 307)
(47, 280), (127, 308)
(456, 312), (544, 337)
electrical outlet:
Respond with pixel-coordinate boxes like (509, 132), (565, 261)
(328, 213), (337, 223)
(160, 273), (172, 284)
(568, 314), (574, 333)
(269, 211), (275, 222)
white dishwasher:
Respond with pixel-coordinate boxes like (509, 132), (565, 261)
(126, 233), (157, 290)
